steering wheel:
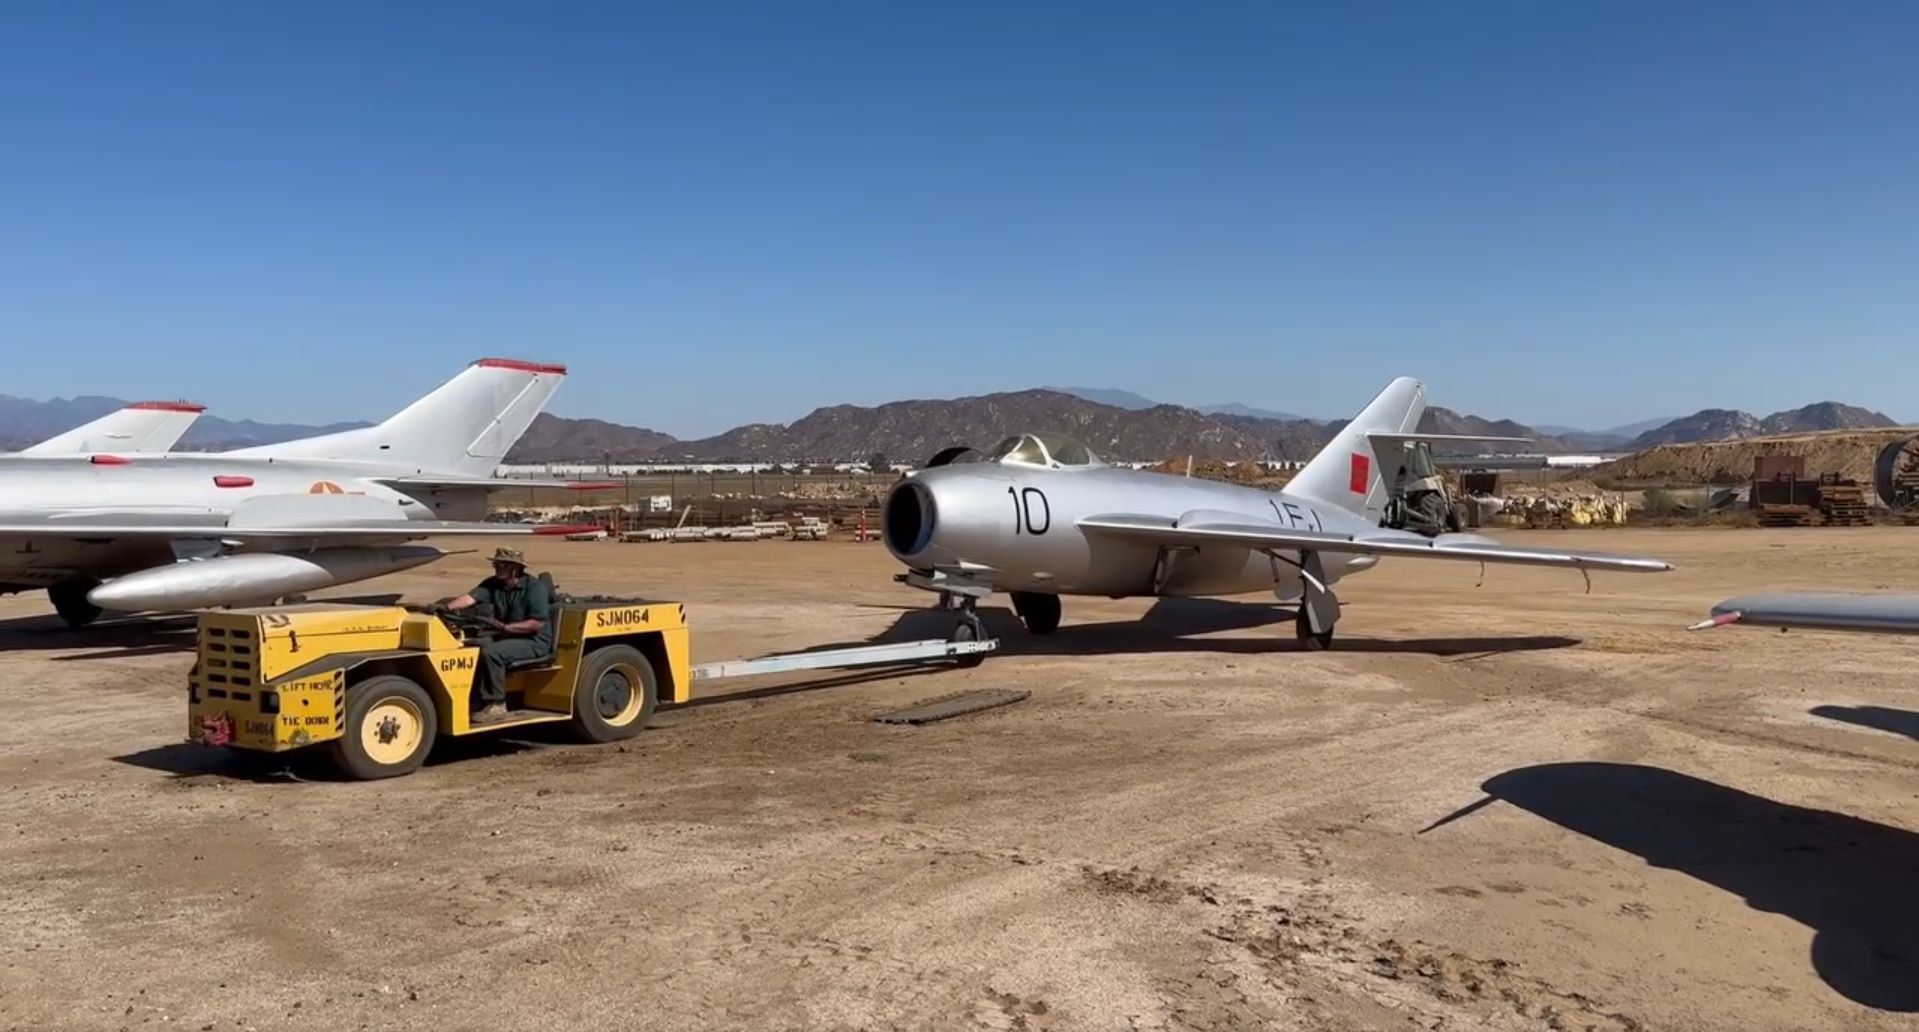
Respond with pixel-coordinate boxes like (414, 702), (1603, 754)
(444, 611), (500, 634)
(409, 601), (497, 636)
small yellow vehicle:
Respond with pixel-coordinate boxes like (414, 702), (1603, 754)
(186, 586), (997, 780)
(189, 591), (690, 779)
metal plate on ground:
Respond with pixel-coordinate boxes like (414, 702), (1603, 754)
(873, 688), (1030, 725)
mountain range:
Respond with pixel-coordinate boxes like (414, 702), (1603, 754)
(1620, 402), (1897, 448)
(0, 390), (1903, 465)
(0, 393), (372, 451)
(1046, 387), (1306, 422)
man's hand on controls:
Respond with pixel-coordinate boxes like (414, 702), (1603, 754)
(492, 616), (543, 636)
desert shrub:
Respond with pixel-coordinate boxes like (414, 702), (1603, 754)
(1641, 488), (1682, 515)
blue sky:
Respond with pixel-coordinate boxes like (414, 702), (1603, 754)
(3, 1), (1914, 437)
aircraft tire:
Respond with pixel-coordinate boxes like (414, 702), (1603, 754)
(49, 578), (103, 628)
(1295, 607), (1333, 651)
(1011, 591), (1061, 635)
(949, 617), (988, 668)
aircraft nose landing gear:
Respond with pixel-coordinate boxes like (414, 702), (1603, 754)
(900, 566), (999, 666)
(947, 597), (988, 667)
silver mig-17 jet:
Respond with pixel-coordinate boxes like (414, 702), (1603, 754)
(11, 399), (205, 456)
(0, 357), (600, 627)
(883, 376), (1673, 648)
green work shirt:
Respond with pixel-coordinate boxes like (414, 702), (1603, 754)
(470, 574), (555, 648)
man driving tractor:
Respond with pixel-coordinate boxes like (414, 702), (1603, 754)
(443, 547), (554, 723)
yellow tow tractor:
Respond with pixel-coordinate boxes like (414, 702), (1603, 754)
(186, 580), (998, 780)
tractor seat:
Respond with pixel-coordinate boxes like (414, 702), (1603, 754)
(504, 651), (558, 673)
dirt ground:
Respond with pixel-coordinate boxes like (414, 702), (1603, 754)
(3, 527), (1918, 1031)
(1593, 427), (1918, 486)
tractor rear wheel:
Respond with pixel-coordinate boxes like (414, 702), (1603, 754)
(330, 675), (437, 780)
(570, 645), (657, 744)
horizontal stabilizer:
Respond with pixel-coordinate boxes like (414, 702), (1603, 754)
(1367, 432), (1534, 447)
(20, 402), (205, 456)
(1078, 512), (1672, 573)
(1689, 592), (1919, 634)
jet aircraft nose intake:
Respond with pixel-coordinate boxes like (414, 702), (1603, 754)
(882, 479), (935, 559)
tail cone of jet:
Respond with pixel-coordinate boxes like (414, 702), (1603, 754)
(87, 546), (448, 612)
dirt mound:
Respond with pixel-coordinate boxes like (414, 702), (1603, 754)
(1595, 427), (1919, 486)
(1146, 457), (1296, 488)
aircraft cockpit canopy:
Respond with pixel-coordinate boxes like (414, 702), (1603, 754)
(987, 433), (1103, 469)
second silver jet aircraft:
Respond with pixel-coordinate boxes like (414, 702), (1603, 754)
(884, 375), (1673, 648)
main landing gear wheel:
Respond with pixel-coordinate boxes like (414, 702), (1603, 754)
(1295, 605), (1333, 651)
(331, 674), (437, 781)
(1286, 551), (1338, 651)
(948, 601), (988, 668)
(570, 644), (657, 744)
(48, 577), (103, 629)
(1010, 591), (1061, 635)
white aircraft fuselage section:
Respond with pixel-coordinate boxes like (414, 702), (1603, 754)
(0, 357), (587, 622)
(0, 454), (485, 590)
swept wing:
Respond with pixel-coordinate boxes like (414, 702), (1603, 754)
(1689, 592), (1919, 634)
(0, 515), (589, 540)
(0, 490), (599, 540)
(371, 475), (620, 492)
(1366, 432), (1533, 449)
(1078, 513), (1673, 573)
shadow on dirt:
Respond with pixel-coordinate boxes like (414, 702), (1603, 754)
(113, 734), (554, 783)
(0, 612), (200, 659)
(113, 662), (952, 783)
(1423, 761), (1919, 1012)
(808, 597), (1579, 659)
(1812, 704), (1919, 744)
(0, 594), (409, 660)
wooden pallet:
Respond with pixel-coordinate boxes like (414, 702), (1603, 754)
(1757, 503), (1818, 528)
(1815, 480), (1873, 526)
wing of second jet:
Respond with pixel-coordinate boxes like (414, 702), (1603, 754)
(1689, 592), (1919, 634)
(1078, 513), (1673, 573)
(0, 515), (589, 539)
(370, 475), (621, 491)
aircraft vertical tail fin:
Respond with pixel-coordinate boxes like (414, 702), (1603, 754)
(223, 358), (566, 476)
(1286, 376), (1426, 521)
(20, 401), (205, 456)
